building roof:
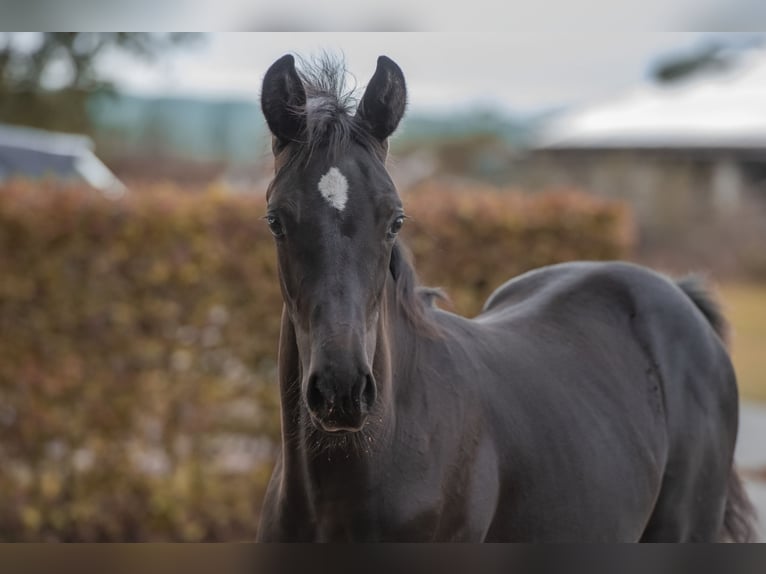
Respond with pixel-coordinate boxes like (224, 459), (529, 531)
(0, 124), (125, 195)
(534, 50), (766, 151)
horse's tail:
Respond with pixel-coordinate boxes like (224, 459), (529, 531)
(676, 275), (729, 346)
(721, 470), (759, 542)
(676, 275), (759, 542)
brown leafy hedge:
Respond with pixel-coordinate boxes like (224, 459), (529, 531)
(0, 180), (632, 541)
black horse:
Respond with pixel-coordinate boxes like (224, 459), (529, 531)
(256, 54), (757, 542)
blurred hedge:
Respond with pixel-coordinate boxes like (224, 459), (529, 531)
(0, 180), (632, 541)
(405, 181), (633, 315)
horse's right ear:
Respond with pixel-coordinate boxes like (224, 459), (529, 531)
(261, 54), (306, 147)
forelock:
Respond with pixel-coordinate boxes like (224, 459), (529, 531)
(280, 54), (384, 166)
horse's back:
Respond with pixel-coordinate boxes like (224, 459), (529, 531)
(472, 261), (738, 541)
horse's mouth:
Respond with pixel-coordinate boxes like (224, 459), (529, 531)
(310, 413), (367, 434)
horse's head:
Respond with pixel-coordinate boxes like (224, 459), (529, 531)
(261, 54), (407, 434)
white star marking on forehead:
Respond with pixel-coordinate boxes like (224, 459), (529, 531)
(317, 167), (349, 212)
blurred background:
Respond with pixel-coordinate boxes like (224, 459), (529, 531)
(0, 31), (764, 540)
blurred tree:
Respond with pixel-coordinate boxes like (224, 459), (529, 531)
(651, 34), (763, 84)
(0, 33), (201, 133)
(652, 44), (730, 84)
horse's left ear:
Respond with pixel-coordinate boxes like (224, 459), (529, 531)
(356, 56), (407, 141)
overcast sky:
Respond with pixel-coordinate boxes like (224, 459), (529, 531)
(97, 33), (753, 115)
(9, 0), (765, 32)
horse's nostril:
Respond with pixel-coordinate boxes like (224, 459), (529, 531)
(360, 373), (377, 411)
(306, 374), (324, 414)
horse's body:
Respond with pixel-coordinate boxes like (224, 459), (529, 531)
(259, 260), (744, 541)
(255, 54), (756, 542)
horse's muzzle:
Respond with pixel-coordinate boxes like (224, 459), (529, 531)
(305, 369), (376, 433)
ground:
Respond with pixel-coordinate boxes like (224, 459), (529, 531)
(737, 402), (766, 541)
(720, 283), (766, 403)
(719, 283), (766, 541)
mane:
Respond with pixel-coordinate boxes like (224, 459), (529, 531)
(285, 54), (385, 164)
(389, 241), (446, 337)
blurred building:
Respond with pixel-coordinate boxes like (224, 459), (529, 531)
(0, 123), (125, 195)
(82, 92), (272, 189)
(87, 93), (267, 162)
(529, 51), (766, 219)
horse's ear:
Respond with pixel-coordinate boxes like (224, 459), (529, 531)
(356, 56), (407, 141)
(261, 54), (306, 147)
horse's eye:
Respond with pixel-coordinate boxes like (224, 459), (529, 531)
(388, 215), (405, 237)
(266, 214), (284, 237)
